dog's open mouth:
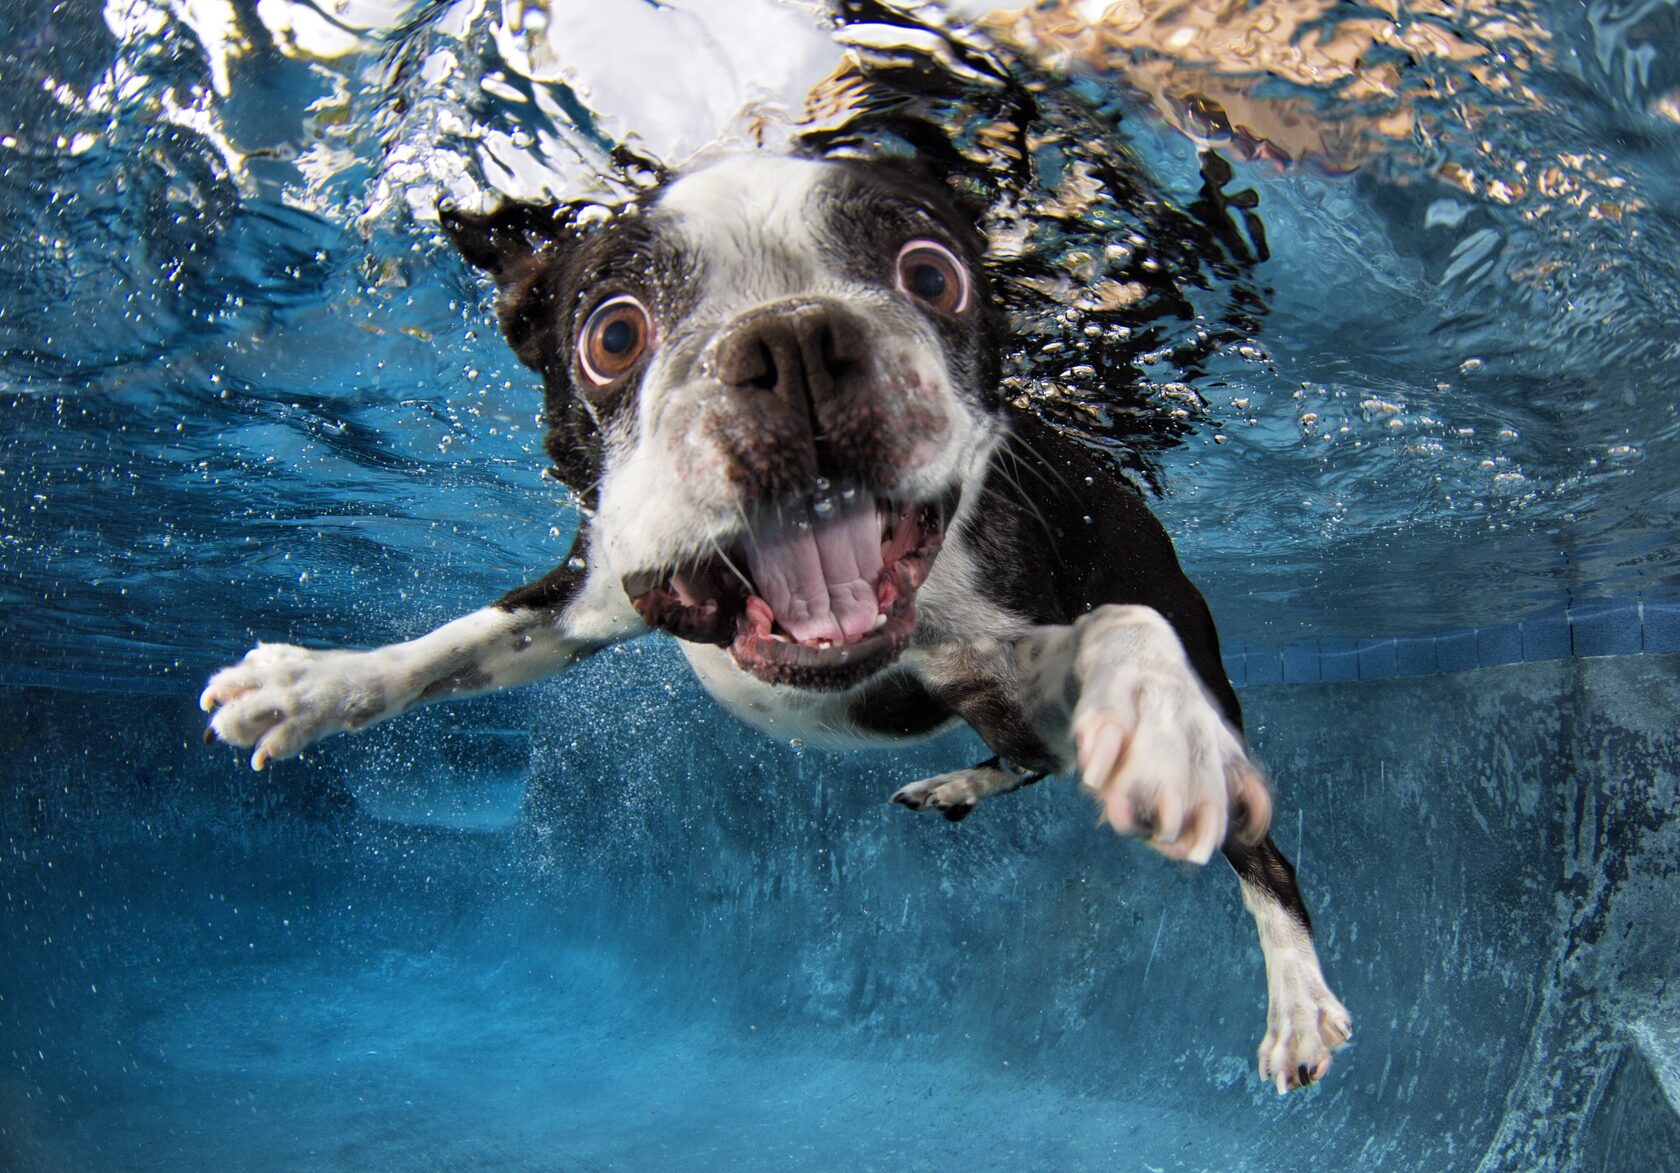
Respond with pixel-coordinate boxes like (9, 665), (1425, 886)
(623, 488), (953, 690)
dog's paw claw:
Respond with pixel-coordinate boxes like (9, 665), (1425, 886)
(200, 643), (372, 768)
(1075, 665), (1263, 860)
(1072, 609), (1271, 863)
(1075, 708), (1247, 865)
(1258, 987), (1351, 1094)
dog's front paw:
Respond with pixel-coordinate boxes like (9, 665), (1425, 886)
(1072, 608), (1271, 863)
(1258, 969), (1352, 1094)
(200, 643), (385, 770)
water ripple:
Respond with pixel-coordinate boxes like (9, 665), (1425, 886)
(2, 0), (1678, 680)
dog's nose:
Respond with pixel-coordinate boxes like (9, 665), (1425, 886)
(716, 302), (864, 410)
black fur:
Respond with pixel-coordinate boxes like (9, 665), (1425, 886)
(848, 671), (953, 740)
(492, 524), (593, 613)
(962, 410), (1241, 725)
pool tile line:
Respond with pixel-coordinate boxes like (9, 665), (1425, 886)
(1223, 598), (1678, 687)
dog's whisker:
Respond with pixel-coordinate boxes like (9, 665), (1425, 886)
(1002, 430), (1067, 502)
(1004, 428), (1076, 497)
(711, 541), (754, 594)
(1000, 455), (1053, 524)
(993, 437), (1057, 543)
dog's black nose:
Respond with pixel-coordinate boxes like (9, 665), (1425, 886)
(716, 302), (865, 411)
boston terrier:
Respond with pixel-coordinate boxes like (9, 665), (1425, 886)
(200, 154), (1350, 1092)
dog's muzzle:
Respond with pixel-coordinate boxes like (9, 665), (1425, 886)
(622, 487), (954, 691)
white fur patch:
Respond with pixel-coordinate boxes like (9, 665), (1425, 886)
(658, 156), (826, 304)
(908, 447), (1025, 646)
(679, 643), (946, 749)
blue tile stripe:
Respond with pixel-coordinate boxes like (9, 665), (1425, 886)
(1222, 597), (1679, 686)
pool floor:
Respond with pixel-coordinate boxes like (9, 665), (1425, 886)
(3, 837), (1264, 1173)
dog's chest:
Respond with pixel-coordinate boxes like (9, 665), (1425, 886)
(678, 643), (943, 748)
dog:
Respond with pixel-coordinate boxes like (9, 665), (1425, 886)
(199, 153), (1351, 1092)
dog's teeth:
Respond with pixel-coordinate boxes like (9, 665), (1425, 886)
(815, 638), (834, 650)
(771, 633), (792, 644)
(872, 613), (888, 630)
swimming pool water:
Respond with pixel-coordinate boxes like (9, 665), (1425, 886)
(2, 1), (1678, 1169)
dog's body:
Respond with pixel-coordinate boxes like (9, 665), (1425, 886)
(201, 155), (1350, 1091)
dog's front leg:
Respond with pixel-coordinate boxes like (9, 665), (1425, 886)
(1005, 604), (1273, 863)
(1002, 607), (1349, 1089)
(201, 553), (641, 769)
(1228, 838), (1354, 1092)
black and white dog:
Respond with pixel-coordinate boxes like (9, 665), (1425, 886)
(201, 154), (1350, 1092)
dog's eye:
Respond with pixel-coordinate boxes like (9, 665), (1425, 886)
(895, 240), (970, 316)
(578, 295), (652, 386)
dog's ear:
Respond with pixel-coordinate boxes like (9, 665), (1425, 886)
(439, 203), (570, 373)
(438, 202), (569, 280)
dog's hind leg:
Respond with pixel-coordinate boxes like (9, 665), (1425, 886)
(1225, 834), (1353, 1093)
(201, 537), (643, 769)
(890, 756), (1046, 822)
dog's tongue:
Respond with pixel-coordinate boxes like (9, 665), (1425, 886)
(744, 496), (883, 644)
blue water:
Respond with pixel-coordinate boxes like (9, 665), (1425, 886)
(3, 1), (1679, 1169)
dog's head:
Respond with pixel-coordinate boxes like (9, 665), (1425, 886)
(445, 155), (1005, 690)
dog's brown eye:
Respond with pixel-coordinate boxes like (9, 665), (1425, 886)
(895, 240), (969, 316)
(578, 295), (652, 386)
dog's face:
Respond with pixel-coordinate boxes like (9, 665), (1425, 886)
(447, 156), (1005, 690)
